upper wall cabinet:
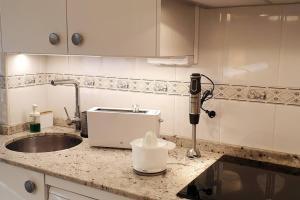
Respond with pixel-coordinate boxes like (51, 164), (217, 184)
(0, 0), (68, 54)
(0, 0), (196, 57)
(67, 0), (157, 57)
(67, 0), (196, 57)
(159, 0), (196, 57)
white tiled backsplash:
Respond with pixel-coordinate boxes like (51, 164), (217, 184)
(2, 5), (300, 155)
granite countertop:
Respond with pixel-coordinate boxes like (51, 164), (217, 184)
(0, 126), (222, 200)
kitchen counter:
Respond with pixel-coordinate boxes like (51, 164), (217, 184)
(0, 127), (222, 200)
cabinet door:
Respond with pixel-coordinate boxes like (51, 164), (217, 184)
(67, 0), (157, 57)
(49, 187), (95, 200)
(46, 176), (133, 200)
(0, 162), (45, 200)
(0, 0), (67, 54)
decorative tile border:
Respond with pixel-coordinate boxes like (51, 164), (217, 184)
(3, 73), (300, 107)
(6, 73), (47, 89)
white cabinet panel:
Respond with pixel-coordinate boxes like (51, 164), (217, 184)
(49, 187), (95, 200)
(46, 176), (133, 200)
(0, 0), (68, 54)
(0, 0), (196, 57)
(67, 0), (157, 57)
(159, 0), (195, 57)
(0, 162), (45, 200)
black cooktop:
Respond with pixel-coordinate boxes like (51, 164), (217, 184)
(177, 155), (300, 200)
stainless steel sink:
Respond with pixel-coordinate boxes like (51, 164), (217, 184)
(6, 134), (82, 153)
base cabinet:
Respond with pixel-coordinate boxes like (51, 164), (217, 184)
(0, 161), (133, 200)
(0, 162), (46, 200)
(49, 187), (95, 200)
(46, 176), (133, 200)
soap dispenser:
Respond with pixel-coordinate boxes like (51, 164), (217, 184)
(29, 104), (41, 133)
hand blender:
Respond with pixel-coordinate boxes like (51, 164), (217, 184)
(187, 73), (202, 158)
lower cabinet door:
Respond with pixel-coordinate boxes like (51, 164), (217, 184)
(46, 175), (134, 200)
(0, 162), (46, 200)
(49, 187), (95, 200)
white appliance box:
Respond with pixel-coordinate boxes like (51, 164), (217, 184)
(87, 107), (161, 149)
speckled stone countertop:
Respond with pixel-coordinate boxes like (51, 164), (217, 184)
(0, 127), (222, 200)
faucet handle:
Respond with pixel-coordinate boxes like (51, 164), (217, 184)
(64, 107), (74, 126)
(64, 107), (71, 121)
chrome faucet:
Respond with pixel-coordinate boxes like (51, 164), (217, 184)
(50, 79), (81, 131)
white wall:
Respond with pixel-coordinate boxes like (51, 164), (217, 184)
(5, 54), (48, 125)
(4, 4), (300, 155)
(0, 21), (7, 125)
(0, 32), (7, 125)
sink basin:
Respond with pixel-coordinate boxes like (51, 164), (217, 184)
(6, 134), (82, 153)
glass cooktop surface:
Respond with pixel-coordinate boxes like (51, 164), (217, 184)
(177, 155), (300, 200)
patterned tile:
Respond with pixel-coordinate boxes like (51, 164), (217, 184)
(267, 88), (290, 104)
(214, 84), (227, 99)
(230, 85), (249, 101)
(143, 80), (155, 93)
(178, 82), (190, 96)
(95, 76), (108, 89)
(153, 81), (168, 94)
(106, 77), (118, 90)
(24, 74), (36, 87)
(46, 73), (56, 84)
(247, 86), (268, 103)
(36, 73), (47, 85)
(128, 79), (144, 92)
(224, 85), (242, 99)
(83, 76), (96, 88)
(116, 78), (130, 91)
(286, 89), (300, 106)
(7, 75), (24, 88)
(167, 81), (181, 95)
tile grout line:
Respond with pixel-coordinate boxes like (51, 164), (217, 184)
(270, 6), (284, 152)
(218, 7), (229, 145)
(272, 104), (278, 152)
(275, 5), (285, 89)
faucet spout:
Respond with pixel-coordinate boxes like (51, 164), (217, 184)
(51, 79), (81, 131)
(51, 79), (79, 86)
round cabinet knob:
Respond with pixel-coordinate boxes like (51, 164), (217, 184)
(71, 33), (83, 46)
(49, 33), (60, 45)
(24, 180), (36, 193)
